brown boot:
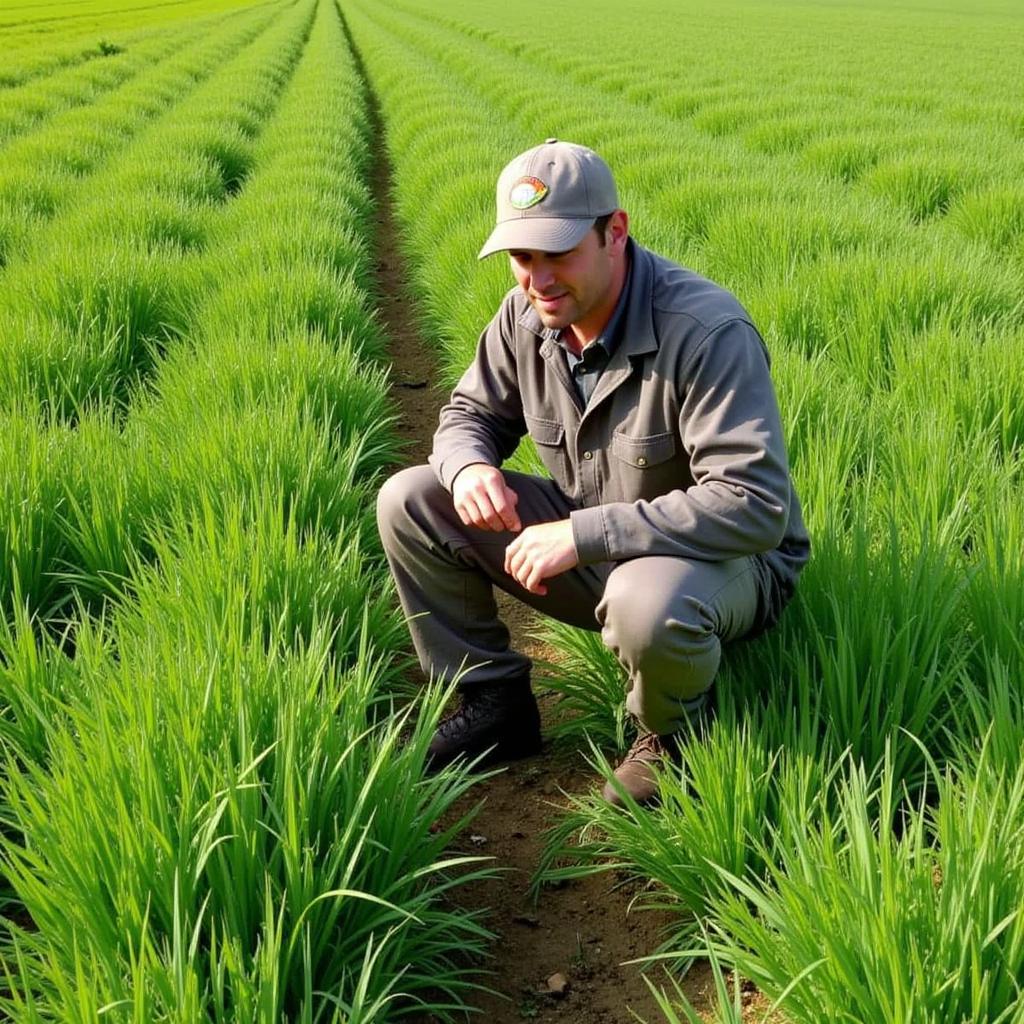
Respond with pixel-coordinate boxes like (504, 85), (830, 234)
(602, 731), (682, 808)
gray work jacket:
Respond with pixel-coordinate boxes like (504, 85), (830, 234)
(429, 239), (811, 627)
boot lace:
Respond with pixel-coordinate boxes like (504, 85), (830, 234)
(436, 700), (487, 738)
(625, 731), (667, 764)
(436, 688), (511, 738)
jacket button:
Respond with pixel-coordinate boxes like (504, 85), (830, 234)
(636, 456), (648, 467)
(583, 450), (593, 460)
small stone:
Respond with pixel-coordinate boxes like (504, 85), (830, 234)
(469, 834), (488, 846)
(545, 973), (570, 998)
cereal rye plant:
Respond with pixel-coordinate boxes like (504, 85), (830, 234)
(534, 723), (834, 951)
(0, 552), (497, 1019)
(702, 745), (1024, 1024)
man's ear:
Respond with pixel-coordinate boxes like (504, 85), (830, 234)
(608, 209), (629, 251)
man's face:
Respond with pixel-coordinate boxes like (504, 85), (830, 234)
(508, 218), (623, 335)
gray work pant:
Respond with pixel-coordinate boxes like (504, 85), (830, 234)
(375, 465), (764, 736)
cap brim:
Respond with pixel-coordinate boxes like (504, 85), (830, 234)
(478, 216), (595, 260)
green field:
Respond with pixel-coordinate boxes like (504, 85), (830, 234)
(1, 0), (1022, 1020)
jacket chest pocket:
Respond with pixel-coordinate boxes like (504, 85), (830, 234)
(610, 430), (678, 498)
(525, 414), (573, 489)
(611, 430), (676, 467)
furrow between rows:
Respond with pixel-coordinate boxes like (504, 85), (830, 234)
(341, 10), (1024, 1017)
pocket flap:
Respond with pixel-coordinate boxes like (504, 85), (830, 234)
(611, 430), (676, 468)
(525, 414), (565, 447)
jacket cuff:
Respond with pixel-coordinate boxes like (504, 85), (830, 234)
(429, 449), (497, 492)
(570, 507), (609, 565)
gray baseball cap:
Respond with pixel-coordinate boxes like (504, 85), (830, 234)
(478, 139), (619, 259)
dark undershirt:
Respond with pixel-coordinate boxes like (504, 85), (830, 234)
(553, 256), (633, 406)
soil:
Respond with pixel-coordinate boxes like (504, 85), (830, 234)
(359, 93), (708, 1024)
(350, 25), (778, 1024)
(370, 229), (702, 1024)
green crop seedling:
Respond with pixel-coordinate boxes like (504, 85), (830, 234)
(1, 0), (1022, 1019)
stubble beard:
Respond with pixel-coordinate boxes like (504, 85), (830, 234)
(529, 292), (582, 332)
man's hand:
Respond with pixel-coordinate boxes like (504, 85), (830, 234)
(504, 520), (578, 596)
(452, 464), (522, 532)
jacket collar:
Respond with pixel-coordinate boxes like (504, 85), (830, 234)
(616, 238), (658, 358)
(582, 241), (657, 416)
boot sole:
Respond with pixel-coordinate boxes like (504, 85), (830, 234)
(426, 730), (543, 774)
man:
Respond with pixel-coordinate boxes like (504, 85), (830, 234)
(376, 139), (810, 806)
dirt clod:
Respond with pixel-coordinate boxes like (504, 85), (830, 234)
(513, 914), (541, 928)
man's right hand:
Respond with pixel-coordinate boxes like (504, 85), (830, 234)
(451, 464), (522, 533)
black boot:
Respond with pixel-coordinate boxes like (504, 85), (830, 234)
(426, 679), (542, 772)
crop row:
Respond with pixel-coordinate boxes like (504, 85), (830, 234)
(346, 0), (1024, 393)
(0, 1), (283, 271)
(0, 0), (286, 268)
(0, 5), (263, 149)
(0, 0), (314, 620)
(0, 1), (489, 1018)
(343, 1), (1024, 1019)
(4, 0), (315, 393)
(0, 0), (259, 83)
(344, 0), (1023, 684)
(2, 0), (355, 626)
(406, 0), (1024, 253)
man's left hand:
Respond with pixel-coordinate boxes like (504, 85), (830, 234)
(504, 519), (578, 596)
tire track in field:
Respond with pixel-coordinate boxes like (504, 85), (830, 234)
(338, 8), (713, 1022)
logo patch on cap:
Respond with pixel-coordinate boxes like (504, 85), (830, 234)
(509, 176), (549, 209)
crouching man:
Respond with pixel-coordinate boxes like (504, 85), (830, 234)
(376, 139), (810, 806)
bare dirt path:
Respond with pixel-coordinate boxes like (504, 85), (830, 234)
(344, 18), (724, 1022)
(368, 181), (688, 1024)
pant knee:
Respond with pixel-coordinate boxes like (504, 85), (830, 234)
(600, 574), (712, 665)
(375, 465), (438, 550)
